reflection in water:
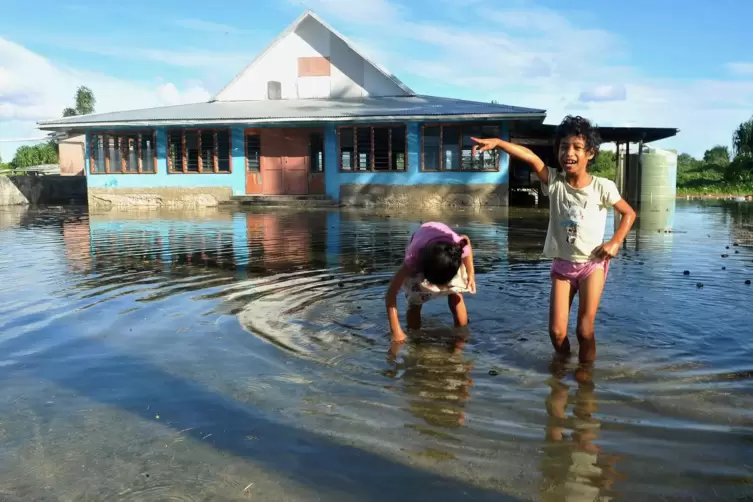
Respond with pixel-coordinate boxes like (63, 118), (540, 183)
(540, 361), (622, 502)
(388, 330), (473, 431)
(2, 202), (752, 500)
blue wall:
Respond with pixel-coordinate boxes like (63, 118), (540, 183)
(85, 120), (511, 201)
(325, 122), (510, 200)
(85, 127), (246, 195)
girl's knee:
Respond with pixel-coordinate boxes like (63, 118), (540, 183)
(576, 316), (595, 340)
(549, 326), (567, 342)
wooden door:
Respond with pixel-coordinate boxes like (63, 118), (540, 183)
(283, 130), (309, 195)
(260, 130), (285, 195)
(245, 130), (263, 195)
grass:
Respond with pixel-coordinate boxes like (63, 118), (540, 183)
(676, 168), (753, 196)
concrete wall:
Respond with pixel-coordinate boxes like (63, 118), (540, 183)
(59, 134), (86, 176)
(0, 175), (87, 206)
(215, 14), (408, 101)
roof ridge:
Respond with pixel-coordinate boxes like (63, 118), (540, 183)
(211, 10), (413, 102)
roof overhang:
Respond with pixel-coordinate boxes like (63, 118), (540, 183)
(38, 112), (546, 131)
(510, 122), (679, 144)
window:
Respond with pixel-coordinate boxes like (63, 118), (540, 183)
(168, 129), (232, 173)
(421, 124), (501, 172)
(338, 125), (407, 172)
(310, 132), (324, 173)
(89, 131), (157, 174)
(246, 134), (260, 172)
(298, 57), (330, 77)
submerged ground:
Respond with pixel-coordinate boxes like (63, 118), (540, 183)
(0, 201), (751, 501)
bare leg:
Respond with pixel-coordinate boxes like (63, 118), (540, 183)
(576, 266), (606, 363)
(407, 305), (422, 330)
(448, 293), (468, 327)
(549, 277), (577, 355)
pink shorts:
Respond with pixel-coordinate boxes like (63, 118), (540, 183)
(550, 258), (609, 289)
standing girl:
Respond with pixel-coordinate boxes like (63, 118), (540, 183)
(472, 115), (636, 362)
(385, 222), (476, 343)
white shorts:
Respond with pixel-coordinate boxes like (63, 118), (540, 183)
(402, 264), (471, 307)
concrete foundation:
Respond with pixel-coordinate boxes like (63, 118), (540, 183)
(88, 186), (234, 209)
(0, 175), (87, 205)
(339, 184), (509, 209)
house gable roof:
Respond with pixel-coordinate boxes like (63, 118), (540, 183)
(212, 10), (414, 102)
(37, 95), (546, 130)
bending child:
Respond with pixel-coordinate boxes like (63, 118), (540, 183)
(472, 115), (636, 362)
(386, 222), (476, 343)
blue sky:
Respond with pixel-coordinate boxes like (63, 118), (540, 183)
(1, 0), (752, 161)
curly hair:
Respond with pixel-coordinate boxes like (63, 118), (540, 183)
(553, 115), (602, 166)
(421, 239), (468, 286)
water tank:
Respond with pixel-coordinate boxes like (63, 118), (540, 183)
(625, 147), (677, 231)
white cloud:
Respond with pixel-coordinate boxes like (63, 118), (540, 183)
(0, 37), (211, 161)
(579, 85), (628, 102)
(298, 0), (753, 157)
(725, 62), (753, 76)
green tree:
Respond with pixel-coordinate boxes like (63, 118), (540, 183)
(590, 149), (616, 179)
(732, 115), (753, 157)
(11, 143), (59, 168)
(702, 145), (730, 167)
(61, 85), (96, 117)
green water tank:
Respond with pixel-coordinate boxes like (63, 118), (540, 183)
(625, 147), (677, 231)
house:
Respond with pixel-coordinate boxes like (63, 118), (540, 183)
(37, 11), (550, 208)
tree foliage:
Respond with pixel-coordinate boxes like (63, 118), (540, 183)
(590, 149), (616, 179)
(61, 86), (96, 117)
(10, 144), (59, 168)
(732, 115), (753, 157)
(702, 145), (730, 167)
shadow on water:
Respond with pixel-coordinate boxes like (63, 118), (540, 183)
(0, 335), (519, 502)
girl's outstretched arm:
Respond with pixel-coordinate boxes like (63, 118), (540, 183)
(471, 137), (548, 184)
(385, 264), (410, 342)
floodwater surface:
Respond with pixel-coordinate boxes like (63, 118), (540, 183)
(0, 202), (751, 501)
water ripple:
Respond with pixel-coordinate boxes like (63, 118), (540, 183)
(0, 203), (751, 501)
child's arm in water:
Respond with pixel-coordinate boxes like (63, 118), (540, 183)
(471, 137), (548, 184)
(385, 264), (410, 342)
(459, 235), (476, 294)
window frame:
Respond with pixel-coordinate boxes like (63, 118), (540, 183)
(420, 123), (502, 173)
(309, 131), (325, 174)
(244, 128), (262, 173)
(167, 128), (233, 174)
(336, 124), (409, 173)
(89, 131), (158, 175)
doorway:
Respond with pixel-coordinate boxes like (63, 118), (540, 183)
(245, 128), (325, 196)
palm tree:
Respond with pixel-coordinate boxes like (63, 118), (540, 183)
(61, 86), (96, 117)
(74, 86), (95, 115)
(732, 115), (753, 157)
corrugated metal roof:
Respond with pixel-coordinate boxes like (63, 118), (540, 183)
(37, 95), (546, 130)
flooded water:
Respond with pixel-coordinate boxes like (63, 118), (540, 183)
(0, 201), (751, 501)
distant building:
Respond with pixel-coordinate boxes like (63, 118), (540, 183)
(37, 10), (674, 209)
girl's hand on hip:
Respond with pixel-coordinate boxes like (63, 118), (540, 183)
(593, 240), (620, 259)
